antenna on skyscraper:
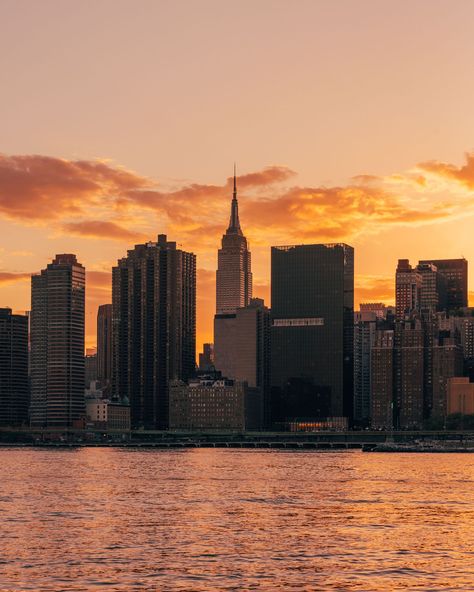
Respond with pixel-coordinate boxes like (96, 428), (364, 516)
(233, 162), (237, 199)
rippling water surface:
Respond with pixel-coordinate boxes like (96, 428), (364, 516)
(1, 448), (474, 590)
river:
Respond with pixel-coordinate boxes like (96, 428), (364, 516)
(1, 448), (473, 590)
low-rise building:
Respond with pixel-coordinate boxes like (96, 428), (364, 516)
(169, 377), (262, 431)
(85, 397), (131, 432)
(108, 402), (131, 431)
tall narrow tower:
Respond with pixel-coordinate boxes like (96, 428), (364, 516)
(30, 254), (86, 427)
(216, 167), (252, 314)
(112, 235), (196, 429)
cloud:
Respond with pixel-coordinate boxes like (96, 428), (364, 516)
(419, 152), (474, 189)
(87, 270), (111, 297)
(0, 271), (30, 285)
(242, 184), (447, 243)
(3, 149), (474, 352)
(0, 153), (459, 253)
(229, 166), (296, 188)
(0, 154), (149, 221)
(63, 220), (147, 242)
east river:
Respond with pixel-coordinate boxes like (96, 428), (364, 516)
(1, 448), (474, 591)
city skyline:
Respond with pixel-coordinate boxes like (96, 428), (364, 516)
(1, 155), (474, 354)
(3, 4), (474, 590)
(3, 2), (474, 352)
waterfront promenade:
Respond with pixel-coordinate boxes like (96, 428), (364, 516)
(1, 428), (474, 448)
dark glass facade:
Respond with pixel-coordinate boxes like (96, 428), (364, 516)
(271, 243), (354, 423)
(0, 308), (29, 426)
(112, 235), (196, 429)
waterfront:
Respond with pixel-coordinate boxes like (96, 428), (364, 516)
(1, 449), (474, 590)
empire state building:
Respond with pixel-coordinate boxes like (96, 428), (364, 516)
(214, 169), (269, 428)
(216, 168), (252, 314)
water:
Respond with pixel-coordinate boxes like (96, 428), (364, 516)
(1, 448), (474, 591)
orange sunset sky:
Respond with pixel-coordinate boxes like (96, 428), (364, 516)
(2, 0), (474, 353)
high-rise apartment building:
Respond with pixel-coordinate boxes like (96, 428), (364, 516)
(97, 304), (113, 388)
(394, 319), (424, 429)
(417, 262), (445, 312)
(0, 308), (29, 426)
(370, 312), (468, 429)
(30, 254), (85, 427)
(456, 316), (474, 359)
(396, 258), (467, 317)
(270, 243), (354, 422)
(370, 329), (394, 429)
(215, 169), (252, 314)
(371, 318), (426, 430)
(112, 235), (196, 429)
(395, 259), (421, 319)
(353, 310), (377, 424)
(419, 258), (468, 309)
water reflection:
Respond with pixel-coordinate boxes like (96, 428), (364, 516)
(1, 448), (474, 590)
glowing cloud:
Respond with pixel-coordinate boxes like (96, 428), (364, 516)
(0, 271), (31, 285)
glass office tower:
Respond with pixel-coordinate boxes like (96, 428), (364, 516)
(270, 243), (354, 424)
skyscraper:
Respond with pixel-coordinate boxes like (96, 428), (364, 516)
(0, 308), (29, 426)
(419, 258), (468, 309)
(353, 310), (377, 425)
(112, 235), (196, 429)
(30, 254), (86, 427)
(215, 167), (252, 314)
(394, 319), (424, 429)
(214, 298), (270, 428)
(456, 316), (474, 359)
(214, 299), (270, 388)
(417, 262), (445, 312)
(395, 259), (421, 319)
(214, 171), (267, 425)
(97, 304), (113, 389)
(270, 243), (354, 423)
(370, 329), (394, 429)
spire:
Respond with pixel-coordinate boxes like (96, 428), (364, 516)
(228, 164), (242, 234)
(233, 162), (237, 200)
